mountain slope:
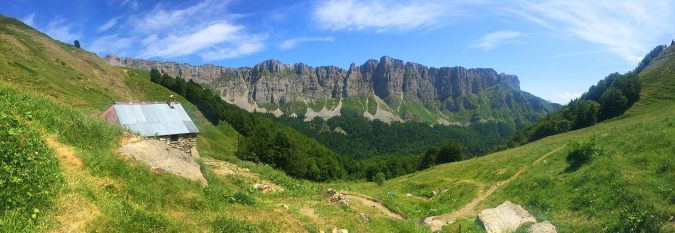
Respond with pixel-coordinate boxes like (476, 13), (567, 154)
(342, 43), (675, 232)
(0, 16), (414, 232)
(105, 55), (559, 125)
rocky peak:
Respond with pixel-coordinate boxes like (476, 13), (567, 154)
(104, 54), (555, 124)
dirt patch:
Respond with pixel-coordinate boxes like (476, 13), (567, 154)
(203, 157), (283, 192)
(45, 138), (101, 233)
(203, 157), (251, 177)
(300, 207), (320, 221)
(46, 138), (82, 168)
(120, 139), (206, 184)
(423, 146), (566, 232)
(345, 192), (404, 220)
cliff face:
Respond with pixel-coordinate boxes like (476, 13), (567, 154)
(104, 55), (554, 124)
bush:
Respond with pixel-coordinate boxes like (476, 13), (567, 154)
(232, 191), (255, 206)
(0, 113), (62, 228)
(373, 172), (386, 186)
(565, 139), (603, 172)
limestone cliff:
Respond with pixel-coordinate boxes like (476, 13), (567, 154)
(104, 55), (557, 124)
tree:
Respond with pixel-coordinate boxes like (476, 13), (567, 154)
(599, 87), (628, 120)
(150, 68), (162, 83)
(160, 73), (174, 88)
(74, 40), (80, 48)
(418, 148), (439, 170)
(436, 140), (464, 164)
(572, 100), (600, 129)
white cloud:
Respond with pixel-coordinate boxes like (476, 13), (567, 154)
(44, 17), (80, 43)
(88, 34), (134, 55)
(279, 37), (334, 50)
(470, 30), (521, 51)
(132, 1), (226, 33)
(139, 23), (262, 59)
(557, 92), (582, 104)
(508, 0), (675, 63)
(90, 0), (264, 61)
(313, 0), (458, 32)
(202, 39), (265, 60)
(97, 16), (121, 32)
(21, 13), (35, 26)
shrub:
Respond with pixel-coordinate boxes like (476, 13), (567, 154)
(565, 138), (603, 172)
(0, 113), (62, 227)
(232, 191), (255, 206)
(373, 172), (386, 186)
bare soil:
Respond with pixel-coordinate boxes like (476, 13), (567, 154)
(119, 139), (206, 184)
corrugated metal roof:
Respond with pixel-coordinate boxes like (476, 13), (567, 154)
(113, 102), (199, 136)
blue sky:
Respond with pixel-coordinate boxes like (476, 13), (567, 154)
(2, 0), (675, 104)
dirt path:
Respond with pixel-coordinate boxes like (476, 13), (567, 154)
(423, 145), (566, 232)
(345, 192), (404, 220)
(45, 138), (102, 233)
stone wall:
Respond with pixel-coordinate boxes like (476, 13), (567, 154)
(157, 134), (198, 157)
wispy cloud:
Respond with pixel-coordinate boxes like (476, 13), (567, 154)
(88, 34), (134, 55)
(470, 30), (521, 51)
(120, 0), (138, 10)
(507, 0), (675, 63)
(139, 23), (263, 60)
(557, 92), (582, 104)
(44, 17), (80, 43)
(21, 13), (35, 27)
(91, 0), (264, 61)
(313, 0), (461, 32)
(97, 16), (121, 32)
(279, 37), (334, 50)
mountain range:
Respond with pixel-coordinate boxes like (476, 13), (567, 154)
(104, 55), (560, 126)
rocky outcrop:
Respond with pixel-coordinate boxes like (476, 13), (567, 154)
(528, 221), (557, 233)
(104, 55), (556, 123)
(477, 201), (537, 233)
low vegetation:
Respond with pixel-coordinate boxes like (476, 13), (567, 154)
(0, 111), (62, 231)
(505, 45), (663, 147)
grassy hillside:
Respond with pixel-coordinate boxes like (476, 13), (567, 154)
(0, 16), (427, 232)
(338, 45), (675, 232)
(1, 14), (673, 233)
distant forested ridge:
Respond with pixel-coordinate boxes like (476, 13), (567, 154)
(271, 109), (515, 159)
(505, 45), (667, 147)
(151, 70), (505, 181)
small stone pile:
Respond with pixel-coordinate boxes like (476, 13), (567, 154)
(157, 136), (198, 156)
(325, 189), (349, 205)
(253, 183), (275, 193)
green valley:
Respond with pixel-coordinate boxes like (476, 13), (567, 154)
(1, 8), (674, 233)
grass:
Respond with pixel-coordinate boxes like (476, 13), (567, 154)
(334, 46), (675, 232)
(1, 14), (674, 232)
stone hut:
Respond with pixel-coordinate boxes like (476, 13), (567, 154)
(101, 100), (199, 155)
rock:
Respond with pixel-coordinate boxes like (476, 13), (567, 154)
(325, 189), (349, 205)
(253, 183), (275, 193)
(528, 221), (557, 233)
(358, 212), (371, 223)
(405, 193), (412, 197)
(331, 228), (348, 233)
(104, 55), (558, 124)
(477, 201), (537, 233)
